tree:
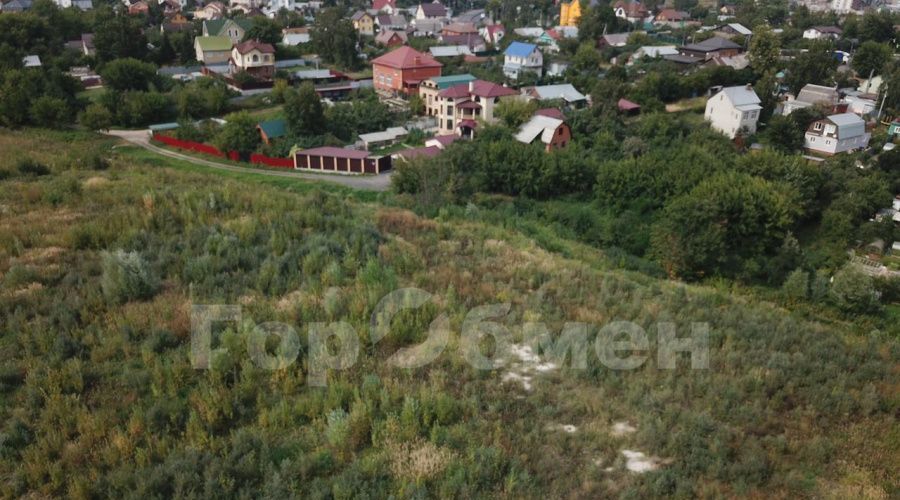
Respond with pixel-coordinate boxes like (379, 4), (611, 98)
(100, 58), (159, 92)
(573, 42), (602, 72)
(494, 99), (538, 128)
(408, 94), (425, 115)
(244, 17), (282, 44)
(29, 96), (69, 128)
(284, 82), (325, 136)
(748, 25), (780, 75)
(781, 268), (809, 302)
(830, 264), (881, 314)
(215, 111), (261, 156)
(785, 41), (837, 94)
(763, 115), (804, 152)
(79, 103), (113, 131)
(858, 11), (896, 43)
(851, 42), (892, 78)
(310, 8), (360, 69)
(92, 8), (148, 63)
(650, 171), (800, 280)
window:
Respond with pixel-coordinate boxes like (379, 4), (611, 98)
(813, 122), (823, 131)
(750, 111), (757, 118)
(446, 105), (453, 115)
(252, 54), (259, 62)
(446, 120), (452, 129)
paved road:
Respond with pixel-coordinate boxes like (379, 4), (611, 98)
(105, 129), (393, 192)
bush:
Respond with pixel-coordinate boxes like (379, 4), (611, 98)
(100, 250), (160, 304)
(830, 264), (882, 314)
(16, 158), (50, 177)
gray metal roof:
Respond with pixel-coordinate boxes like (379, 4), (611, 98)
(827, 112), (865, 138)
(720, 85), (761, 107)
(527, 84), (586, 103)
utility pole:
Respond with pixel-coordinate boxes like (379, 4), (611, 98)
(877, 84), (888, 122)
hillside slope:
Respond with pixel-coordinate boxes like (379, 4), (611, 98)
(0, 131), (897, 498)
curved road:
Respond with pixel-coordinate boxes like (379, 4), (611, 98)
(105, 129), (393, 192)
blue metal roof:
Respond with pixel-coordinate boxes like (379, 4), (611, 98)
(505, 41), (537, 57)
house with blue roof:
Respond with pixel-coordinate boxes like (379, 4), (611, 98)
(503, 42), (542, 80)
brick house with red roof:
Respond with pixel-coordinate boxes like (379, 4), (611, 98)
(372, 46), (443, 96)
(434, 79), (518, 136)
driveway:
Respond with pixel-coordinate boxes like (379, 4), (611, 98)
(105, 129), (393, 192)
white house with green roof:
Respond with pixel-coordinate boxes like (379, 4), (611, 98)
(194, 36), (233, 65)
(202, 18), (253, 44)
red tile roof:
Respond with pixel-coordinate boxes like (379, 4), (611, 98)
(438, 79), (517, 98)
(233, 40), (275, 54)
(373, 0), (396, 9)
(617, 98), (641, 111)
(372, 46), (442, 69)
(535, 108), (565, 120)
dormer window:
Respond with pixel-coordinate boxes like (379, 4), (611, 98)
(813, 122), (823, 131)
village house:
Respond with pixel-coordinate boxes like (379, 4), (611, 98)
(229, 40), (275, 80)
(203, 18), (254, 45)
(597, 32), (629, 49)
(613, 1), (650, 24)
(281, 27), (310, 46)
(376, 14), (409, 31)
(515, 109), (572, 152)
(1, 0), (33, 12)
(420, 74), (476, 117)
(440, 33), (487, 52)
(55, 0), (91, 9)
(257, 119), (287, 145)
(433, 79), (518, 136)
(804, 113), (871, 156)
(781, 84), (840, 115)
(194, 1), (227, 20)
(503, 42), (543, 80)
(127, 1), (149, 15)
(713, 23), (752, 39)
(161, 13), (193, 34)
(803, 26), (842, 40)
(521, 84), (588, 108)
(416, 1), (447, 20)
(704, 85), (762, 139)
(351, 11), (376, 36)
(678, 36), (743, 61)
(372, 46), (443, 96)
(81, 33), (95, 56)
(443, 22), (477, 36)
(559, 0), (585, 27)
(373, 0), (398, 14)
(375, 30), (408, 47)
(481, 24), (505, 45)
(194, 36), (233, 65)
(654, 8), (691, 27)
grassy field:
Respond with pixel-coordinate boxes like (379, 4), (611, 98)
(0, 129), (897, 498)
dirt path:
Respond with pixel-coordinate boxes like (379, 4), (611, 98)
(105, 129), (393, 192)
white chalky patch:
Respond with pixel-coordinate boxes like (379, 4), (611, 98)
(621, 450), (658, 473)
(611, 421), (637, 436)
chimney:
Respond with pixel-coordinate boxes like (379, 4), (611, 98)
(469, 80), (474, 92)
(746, 83), (752, 90)
(414, 56), (421, 64)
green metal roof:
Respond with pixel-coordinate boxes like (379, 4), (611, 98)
(258, 119), (287, 139)
(429, 73), (476, 89)
(195, 36), (233, 52)
(204, 18), (253, 37)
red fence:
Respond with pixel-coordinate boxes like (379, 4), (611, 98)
(250, 153), (294, 168)
(153, 134), (227, 158)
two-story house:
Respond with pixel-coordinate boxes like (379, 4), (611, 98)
(194, 36), (233, 64)
(804, 113), (870, 156)
(229, 40), (276, 81)
(372, 46), (443, 96)
(420, 74), (476, 117)
(203, 18), (253, 45)
(433, 79), (518, 136)
(351, 11), (376, 36)
(503, 42), (542, 80)
(416, 1), (447, 20)
(704, 85), (761, 139)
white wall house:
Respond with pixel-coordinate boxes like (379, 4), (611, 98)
(804, 113), (870, 156)
(802, 26), (842, 39)
(503, 42), (542, 79)
(704, 85), (762, 139)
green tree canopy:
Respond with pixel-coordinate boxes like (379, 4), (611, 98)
(215, 111), (261, 156)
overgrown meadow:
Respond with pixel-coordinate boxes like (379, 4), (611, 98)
(0, 130), (897, 498)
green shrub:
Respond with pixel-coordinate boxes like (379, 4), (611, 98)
(100, 250), (159, 304)
(16, 159), (50, 177)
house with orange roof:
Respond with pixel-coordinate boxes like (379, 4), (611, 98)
(372, 46), (443, 96)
